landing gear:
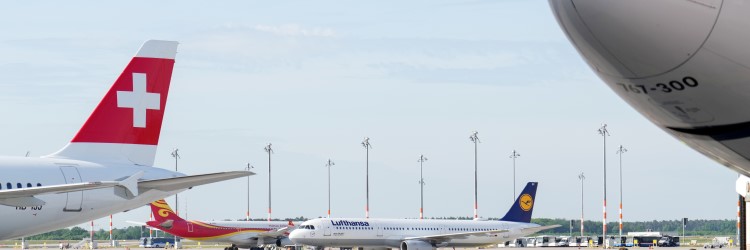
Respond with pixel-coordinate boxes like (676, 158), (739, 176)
(224, 244), (239, 250)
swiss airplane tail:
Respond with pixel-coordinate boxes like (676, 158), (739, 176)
(150, 199), (185, 223)
(499, 182), (538, 223)
(46, 40), (178, 166)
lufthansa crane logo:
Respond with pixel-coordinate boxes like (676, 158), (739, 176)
(519, 194), (533, 211)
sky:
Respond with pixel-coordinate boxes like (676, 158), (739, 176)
(0, 0), (738, 232)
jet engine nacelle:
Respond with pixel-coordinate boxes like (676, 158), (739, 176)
(276, 237), (293, 247)
(400, 240), (434, 250)
(550, 0), (750, 175)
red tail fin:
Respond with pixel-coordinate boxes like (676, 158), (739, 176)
(47, 40), (178, 166)
(150, 199), (185, 223)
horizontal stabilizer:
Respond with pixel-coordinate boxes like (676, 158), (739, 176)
(138, 171), (254, 192)
(126, 220), (147, 226)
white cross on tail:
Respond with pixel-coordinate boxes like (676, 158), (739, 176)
(117, 73), (160, 128)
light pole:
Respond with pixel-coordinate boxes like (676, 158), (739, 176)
(616, 145), (627, 239)
(264, 143), (273, 221)
(578, 172), (585, 237)
(245, 163), (254, 221)
(170, 148), (180, 248)
(325, 159), (335, 218)
(362, 137), (372, 218)
(598, 124), (610, 246)
(469, 131), (480, 219)
(509, 150), (520, 200)
(171, 148), (180, 214)
(418, 154), (428, 219)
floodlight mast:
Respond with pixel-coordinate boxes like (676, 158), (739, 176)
(418, 154), (428, 219)
(616, 145), (628, 239)
(509, 150), (520, 200)
(598, 124), (610, 246)
(361, 137), (372, 218)
(264, 143), (273, 221)
(469, 131), (480, 219)
(578, 172), (585, 237)
(170, 148), (181, 246)
(171, 148), (180, 215)
(245, 163), (254, 221)
(325, 159), (335, 218)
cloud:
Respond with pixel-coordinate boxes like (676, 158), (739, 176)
(252, 24), (336, 37)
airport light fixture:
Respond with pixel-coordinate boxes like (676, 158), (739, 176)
(170, 148), (181, 247)
(264, 143), (273, 221)
(361, 137), (372, 218)
(509, 150), (520, 201)
(578, 172), (585, 237)
(469, 131), (480, 219)
(418, 154), (428, 219)
(245, 163), (254, 221)
(325, 159), (335, 218)
(616, 145), (628, 239)
(598, 124), (610, 245)
(171, 148), (180, 215)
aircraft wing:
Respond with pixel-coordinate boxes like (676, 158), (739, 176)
(257, 221), (295, 238)
(518, 225), (561, 234)
(138, 171), (254, 192)
(404, 229), (509, 243)
(0, 171), (144, 207)
(257, 227), (290, 238)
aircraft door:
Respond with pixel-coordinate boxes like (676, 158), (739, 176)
(324, 224), (331, 236)
(187, 222), (194, 232)
(376, 223), (383, 237)
(59, 166), (83, 212)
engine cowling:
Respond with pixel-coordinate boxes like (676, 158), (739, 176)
(276, 237), (293, 247)
(400, 240), (434, 250)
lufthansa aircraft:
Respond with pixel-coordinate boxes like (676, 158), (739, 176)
(143, 200), (299, 250)
(290, 182), (558, 250)
(548, 1), (750, 184)
(0, 40), (250, 240)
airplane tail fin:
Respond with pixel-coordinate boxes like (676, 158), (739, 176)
(150, 199), (185, 223)
(499, 182), (538, 223)
(46, 40), (179, 166)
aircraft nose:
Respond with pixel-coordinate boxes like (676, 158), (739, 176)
(288, 230), (305, 244)
(549, 0), (721, 78)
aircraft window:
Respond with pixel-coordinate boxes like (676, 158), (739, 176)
(26, 183), (32, 187)
(6, 183), (11, 189)
(17, 183), (21, 188)
(310, 226), (315, 230)
(37, 183), (41, 187)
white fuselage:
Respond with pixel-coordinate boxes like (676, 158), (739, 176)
(0, 156), (182, 240)
(290, 218), (539, 248)
(549, 0), (750, 175)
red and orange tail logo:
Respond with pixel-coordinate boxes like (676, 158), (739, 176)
(150, 199), (184, 222)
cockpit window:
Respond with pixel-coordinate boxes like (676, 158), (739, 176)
(301, 225), (315, 230)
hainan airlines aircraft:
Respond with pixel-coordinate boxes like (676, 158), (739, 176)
(143, 200), (299, 250)
(0, 40), (250, 240)
(290, 182), (558, 250)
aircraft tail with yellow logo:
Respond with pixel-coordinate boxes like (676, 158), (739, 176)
(499, 182), (538, 223)
(150, 199), (185, 223)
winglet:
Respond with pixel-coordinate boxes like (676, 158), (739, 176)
(500, 182), (538, 223)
